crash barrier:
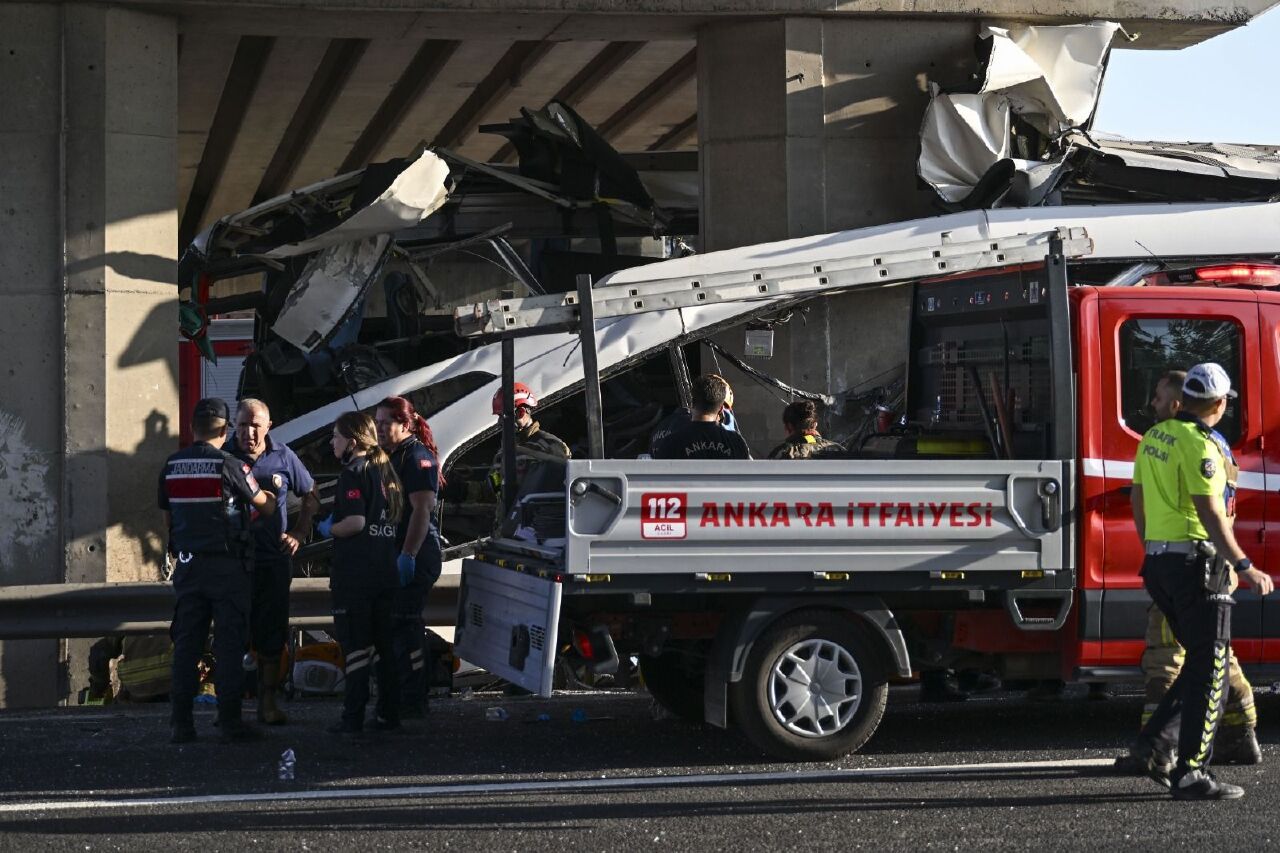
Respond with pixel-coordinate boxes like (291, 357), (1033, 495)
(0, 576), (460, 640)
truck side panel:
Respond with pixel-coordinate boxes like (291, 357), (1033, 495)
(564, 459), (1074, 582)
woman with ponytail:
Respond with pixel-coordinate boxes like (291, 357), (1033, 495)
(374, 396), (445, 718)
(318, 411), (404, 733)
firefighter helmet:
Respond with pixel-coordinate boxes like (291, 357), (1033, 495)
(492, 382), (538, 415)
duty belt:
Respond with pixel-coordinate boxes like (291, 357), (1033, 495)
(1145, 540), (1201, 556)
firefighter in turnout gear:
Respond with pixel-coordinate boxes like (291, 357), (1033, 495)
(767, 400), (842, 459)
(489, 382), (570, 536)
(158, 398), (276, 744)
(1134, 371), (1261, 766)
(1127, 363), (1275, 800)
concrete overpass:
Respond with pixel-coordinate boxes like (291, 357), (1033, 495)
(1, 0), (1276, 707)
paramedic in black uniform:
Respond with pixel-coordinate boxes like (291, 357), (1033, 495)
(159, 398), (276, 744)
(318, 411), (404, 734)
(375, 395), (445, 718)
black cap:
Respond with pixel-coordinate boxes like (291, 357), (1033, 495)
(193, 397), (230, 422)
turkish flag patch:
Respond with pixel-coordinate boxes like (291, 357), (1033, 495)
(346, 488), (362, 500)
(419, 458), (433, 469)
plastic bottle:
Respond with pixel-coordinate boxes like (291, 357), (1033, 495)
(278, 748), (296, 781)
(485, 707), (509, 722)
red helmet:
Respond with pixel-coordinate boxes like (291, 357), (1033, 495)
(491, 382), (538, 415)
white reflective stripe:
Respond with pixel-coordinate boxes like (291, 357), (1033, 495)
(166, 497), (222, 504)
(345, 659), (369, 674)
(1104, 460), (1135, 480)
(1082, 457), (1275, 492)
(164, 472), (222, 479)
(1238, 471), (1266, 491)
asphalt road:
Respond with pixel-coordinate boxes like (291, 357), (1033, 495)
(1, 683), (1277, 851)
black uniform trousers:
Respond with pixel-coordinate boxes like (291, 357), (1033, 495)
(250, 554), (292, 656)
(170, 554), (251, 725)
(333, 586), (399, 728)
(388, 534), (443, 711)
(1139, 551), (1234, 775)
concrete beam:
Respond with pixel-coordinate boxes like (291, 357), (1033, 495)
(432, 40), (554, 150)
(491, 40), (644, 163)
(341, 39), (461, 172)
(179, 35), (274, 244)
(254, 38), (370, 204)
(124, 0), (1280, 48)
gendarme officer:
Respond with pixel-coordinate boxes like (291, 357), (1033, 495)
(159, 398), (276, 744)
(1129, 363), (1274, 800)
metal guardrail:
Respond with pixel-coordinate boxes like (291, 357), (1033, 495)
(0, 576), (460, 640)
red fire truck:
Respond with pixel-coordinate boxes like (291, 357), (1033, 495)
(447, 218), (1280, 761)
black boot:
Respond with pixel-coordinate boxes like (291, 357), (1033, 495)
(170, 699), (197, 744)
(170, 721), (197, 744)
(217, 701), (262, 743)
(1216, 725), (1263, 766)
(919, 669), (968, 703)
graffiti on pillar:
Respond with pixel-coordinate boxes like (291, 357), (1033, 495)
(0, 411), (56, 570)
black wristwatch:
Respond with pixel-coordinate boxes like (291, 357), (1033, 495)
(1236, 558), (1252, 572)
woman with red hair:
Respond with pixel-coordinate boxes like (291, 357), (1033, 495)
(374, 396), (445, 718)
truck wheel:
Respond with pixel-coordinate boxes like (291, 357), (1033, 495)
(639, 648), (705, 723)
(730, 610), (888, 761)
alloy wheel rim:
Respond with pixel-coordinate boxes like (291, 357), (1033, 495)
(767, 638), (862, 738)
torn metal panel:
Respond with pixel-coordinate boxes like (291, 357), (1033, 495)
(272, 235), (392, 353)
(919, 21), (1120, 204)
(182, 149), (452, 282)
(264, 151), (452, 259)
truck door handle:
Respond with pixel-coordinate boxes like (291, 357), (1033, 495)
(1038, 480), (1060, 529)
(571, 479), (622, 506)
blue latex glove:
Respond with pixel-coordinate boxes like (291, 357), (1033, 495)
(397, 552), (416, 587)
(720, 406), (739, 433)
(315, 515), (334, 539)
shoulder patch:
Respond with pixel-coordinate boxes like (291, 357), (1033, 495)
(1201, 458), (1217, 478)
(346, 488), (362, 500)
(419, 458), (433, 469)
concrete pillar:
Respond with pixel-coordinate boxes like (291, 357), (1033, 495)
(696, 17), (977, 449)
(0, 4), (178, 708)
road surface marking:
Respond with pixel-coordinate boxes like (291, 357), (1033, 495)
(0, 757), (1116, 815)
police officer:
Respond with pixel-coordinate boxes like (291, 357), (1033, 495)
(1131, 370), (1261, 766)
(228, 398), (320, 726)
(375, 396), (445, 718)
(767, 400), (841, 459)
(1128, 363), (1275, 800)
(489, 382), (570, 535)
(652, 374), (751, 460)
(319, 411), (404, 734)
(158, 398), (276, 744)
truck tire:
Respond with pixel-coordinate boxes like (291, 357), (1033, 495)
(639, 648), (705, 723)
(730, 610), (888, 761)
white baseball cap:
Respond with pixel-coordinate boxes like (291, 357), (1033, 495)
(1183, 362), (1237, 400)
